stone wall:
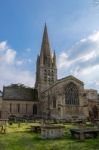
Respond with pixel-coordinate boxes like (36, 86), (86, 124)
(3, 86), (38, 101)
(1, 100), (38, 118)
(40, 76), (90, 120)
(86, 89), (98, 100)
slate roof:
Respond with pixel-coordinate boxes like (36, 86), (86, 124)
(3, 84), (38, 101)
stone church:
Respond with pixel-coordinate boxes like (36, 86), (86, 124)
(0, 24), (99, 121)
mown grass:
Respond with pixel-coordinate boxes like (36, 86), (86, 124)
(0, 123), (99, 150)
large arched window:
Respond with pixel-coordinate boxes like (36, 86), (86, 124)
(65, 82), (79, 105)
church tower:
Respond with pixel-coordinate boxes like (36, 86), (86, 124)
(35, 24), (57, 92)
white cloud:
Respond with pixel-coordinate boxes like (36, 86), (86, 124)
(0, 41), (35, 90)
(16, 60), (24, 65)
(80, 64), (99, 76)
(0, 41), (16, 64)
(58, 52), (70, 68)
(0, 41), (7, 51)
(0, 65), (35, 90)
(89, 31), (99, 42)
(58, 31), (99, 91)
(4, 49), (16, 64)
(78, 50), (97, 62)
(95, 81), (99, 86)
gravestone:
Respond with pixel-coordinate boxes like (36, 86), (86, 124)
(41, 124), (64, 139)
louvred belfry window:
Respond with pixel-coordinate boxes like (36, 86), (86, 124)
(65, 82), (79, 105)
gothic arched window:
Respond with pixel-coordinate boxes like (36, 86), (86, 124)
(92, 105), (98, 119)
(65, 82), (79, 105)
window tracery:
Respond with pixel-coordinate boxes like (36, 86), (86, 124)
(65, 82), (79, 105)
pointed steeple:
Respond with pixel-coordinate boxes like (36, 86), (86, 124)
(35, 24), (57, 92)
(40, 23), (52, 65)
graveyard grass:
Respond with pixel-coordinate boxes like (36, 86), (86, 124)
(0, 123), (99, 150)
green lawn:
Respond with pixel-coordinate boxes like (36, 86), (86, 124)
(0, 123), (99, 150)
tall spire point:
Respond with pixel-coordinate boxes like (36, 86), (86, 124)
(40, 24), (52, 60)
(44, 22), (47, 27)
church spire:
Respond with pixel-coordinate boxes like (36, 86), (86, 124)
(35, 24), (57, 92)
(40, 23), (52, 65)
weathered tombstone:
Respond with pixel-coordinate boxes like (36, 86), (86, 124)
(41, 124), (64, 139)
(70, 120), (99, 140)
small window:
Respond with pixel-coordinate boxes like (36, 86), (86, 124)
(53, 96), (56, 108)
(44, 72), (47, 75)
(52, 78), (54, 82)
(17, 104), (20, 113)
(10, 104), (12, 113)
(33, 104), (37, 115)
(48, 70), (50, 75)
(48, 77), (50, 81)
(52, 70), (54, 75)
(44, 70), (47, 75)
(26, 104), (28, 113)
(44, 76), (47, 82)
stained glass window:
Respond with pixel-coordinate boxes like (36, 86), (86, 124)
(65, 82), (79, 105)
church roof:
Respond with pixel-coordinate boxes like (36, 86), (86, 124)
(58, 75), (84, 84)
(3, 84), (38, 101)
(41, 75), (84, 93)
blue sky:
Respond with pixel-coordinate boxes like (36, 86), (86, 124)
(0, 0), (99, 91)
